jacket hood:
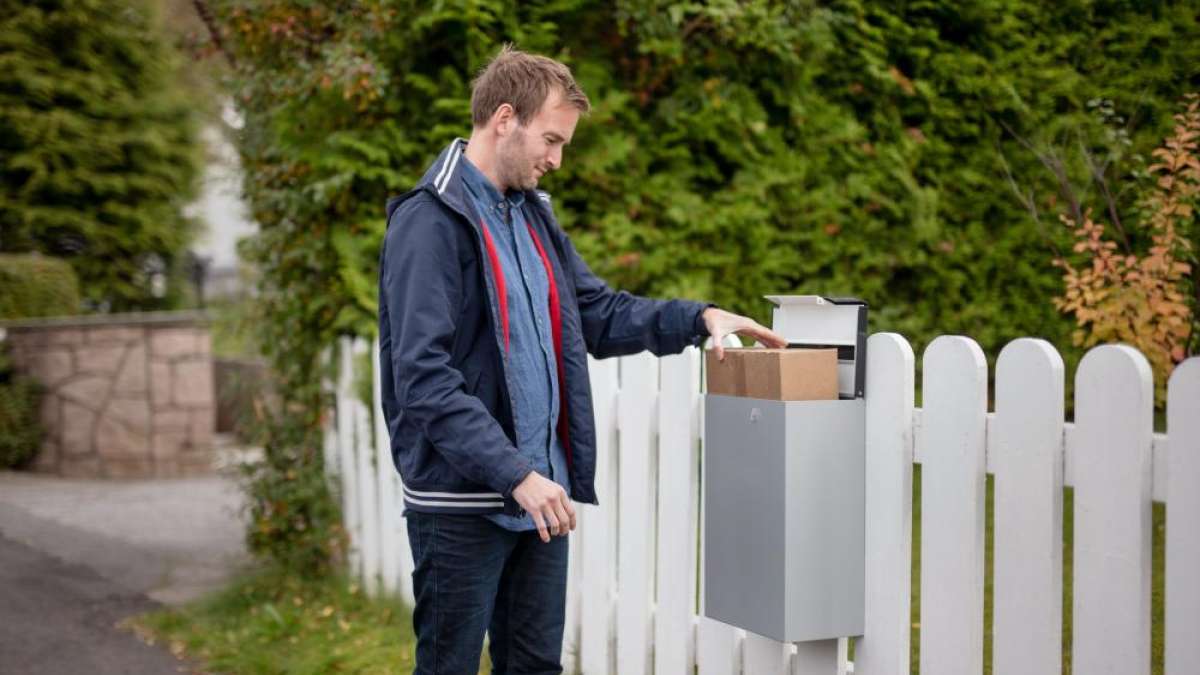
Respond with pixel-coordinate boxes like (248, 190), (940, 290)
(386, 138), (470, 222)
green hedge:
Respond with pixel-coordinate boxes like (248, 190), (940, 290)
(0, 345), (40, 469)
(213, 0), (1199, 361)
(0, 254), (81, 320)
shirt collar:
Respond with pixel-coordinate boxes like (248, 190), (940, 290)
(460, 154), (526, 211)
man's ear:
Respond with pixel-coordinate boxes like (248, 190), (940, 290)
(492, 103), (516, 137)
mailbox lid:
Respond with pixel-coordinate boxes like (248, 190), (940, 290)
(764, 295), (867, 399)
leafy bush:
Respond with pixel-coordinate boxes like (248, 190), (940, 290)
(0, 0), (202, 311)
(0, 254), (81, 320)
(1054, 94), (1199, 401)
(238, 408), (346, 577)
(0, 344), (41, 469)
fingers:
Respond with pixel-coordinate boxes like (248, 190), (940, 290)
(516, 473), (576, 542)
(550, 499), (571, 537)
(743, 322), (788, 348)
(543, 506), (561, 540)
(546, 486), (574, 538)
(565, 497), (577, 532)
(729, 316), (779, 347)
(531, 510), (551, 543)
(712, 335), (726, 361)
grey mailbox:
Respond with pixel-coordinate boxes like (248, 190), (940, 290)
(703, 295), (867, 642)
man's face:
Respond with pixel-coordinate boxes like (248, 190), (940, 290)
(496, 89), (580, 192)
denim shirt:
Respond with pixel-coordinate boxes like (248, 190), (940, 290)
(459, 156), (571, 531)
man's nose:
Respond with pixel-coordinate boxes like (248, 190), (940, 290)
(547, 147), (562, 170)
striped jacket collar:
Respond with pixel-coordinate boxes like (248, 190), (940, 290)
(416, 138), (554, 220)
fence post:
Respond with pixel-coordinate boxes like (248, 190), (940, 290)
(697, 334), (745, 675)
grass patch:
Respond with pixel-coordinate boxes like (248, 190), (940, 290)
(132, 566), (418, 674)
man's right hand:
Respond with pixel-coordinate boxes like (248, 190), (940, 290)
(512, 471), (576, 543)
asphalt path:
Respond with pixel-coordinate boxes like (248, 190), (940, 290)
(0, 531), (192, 674)
(0, 470), (250, 674)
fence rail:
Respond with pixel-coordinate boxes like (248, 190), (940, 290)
(325, 333), (1200, 675)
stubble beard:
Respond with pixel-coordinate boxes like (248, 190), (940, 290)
(498, 128), (539, 192)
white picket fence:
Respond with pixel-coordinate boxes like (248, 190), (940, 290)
(324, 333), (1200, 675)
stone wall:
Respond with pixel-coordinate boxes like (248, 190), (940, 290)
(3, 311), (216, 478)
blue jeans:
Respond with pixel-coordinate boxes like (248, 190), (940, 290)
(406, 512), (568, 675)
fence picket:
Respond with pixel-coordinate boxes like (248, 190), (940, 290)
(371, 338), (400, 598)
(322, 347), (340, 480)
(616, 352), (658, 675)
(919, 336), (987, 675)
(697, 619), (742, 675)
(655, 349), (702, 675)
(337, 337), (361, 576)
(563, 516), (582, 672)
(856, 333), (915, 675)
(581, 355), (618, 675)
(792, 641), (840, 674)
(1165, 357), (1200, 675)
(352, 338), (381, 595)
(395, 470), (414, 606)
(1072, 345), (1153, 675)
(993, 338), (1064, 675)
(743, 631), (790, 674)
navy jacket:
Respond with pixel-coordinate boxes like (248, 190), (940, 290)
(379, 139), (711, 515)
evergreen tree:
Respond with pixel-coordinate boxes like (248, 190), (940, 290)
(0, 0), (201, 311)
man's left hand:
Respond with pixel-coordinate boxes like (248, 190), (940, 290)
(702, 307), (788, 360)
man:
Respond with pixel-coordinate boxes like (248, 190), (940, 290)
(378, 46), (785, 675)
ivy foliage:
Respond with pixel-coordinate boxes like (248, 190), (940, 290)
(0, 0), (202, 311)
(203, 0), (1199, 569)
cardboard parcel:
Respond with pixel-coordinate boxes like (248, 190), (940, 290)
(705, 348), (838, 401)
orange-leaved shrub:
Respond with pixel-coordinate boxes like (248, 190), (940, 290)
(1054, 94), (1199, 399)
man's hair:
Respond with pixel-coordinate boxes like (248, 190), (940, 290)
(471, 45), (590, 128)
